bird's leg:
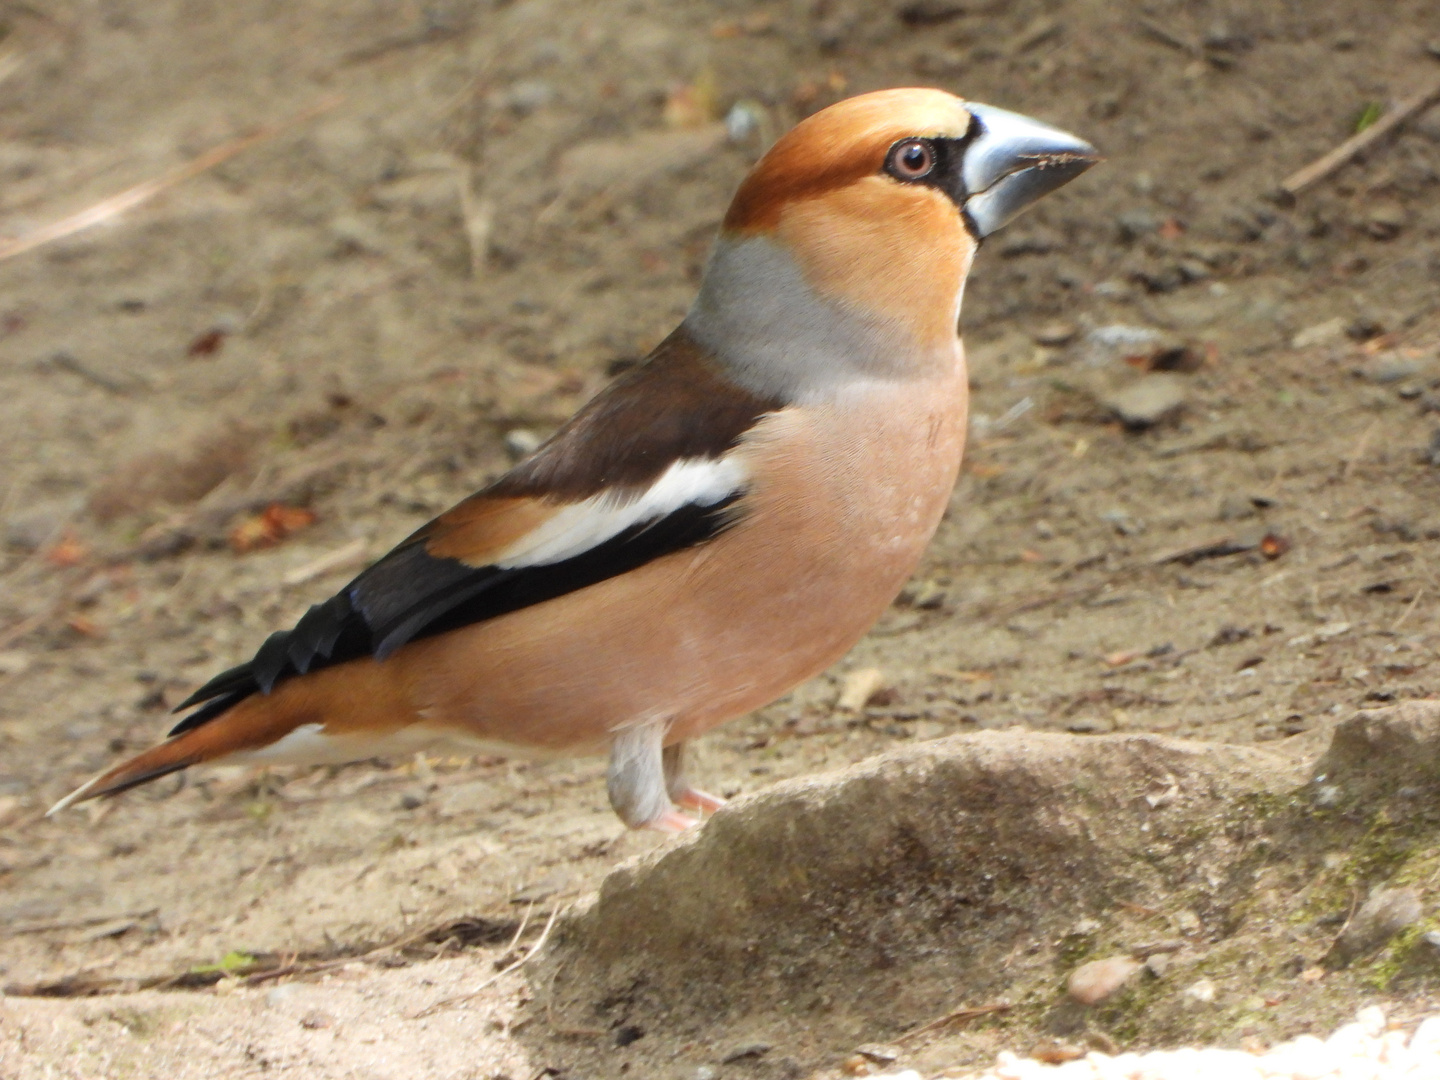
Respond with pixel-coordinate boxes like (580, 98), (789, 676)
(608, 720), (693, 832)
(662, 741), (726, 815)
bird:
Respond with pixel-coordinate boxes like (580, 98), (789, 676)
(50, 88), (1097, 832)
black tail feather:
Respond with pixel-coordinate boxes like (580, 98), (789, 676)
(168, 690), (250, 738)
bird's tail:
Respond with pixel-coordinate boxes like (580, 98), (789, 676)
(46, 685), (317, 815)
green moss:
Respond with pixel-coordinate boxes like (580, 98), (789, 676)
(1096, 974), (1168, 1044)
(1366, 921), (1440, 989)
(1056, 931), (1098, 969)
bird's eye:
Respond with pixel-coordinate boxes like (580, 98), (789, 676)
(887, 139), (935, 181)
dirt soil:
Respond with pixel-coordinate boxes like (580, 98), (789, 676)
(1, 0), (1440, 1076)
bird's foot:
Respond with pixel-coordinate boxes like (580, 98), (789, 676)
(673, 786), (725, 814)
(645, 807), (701, 833)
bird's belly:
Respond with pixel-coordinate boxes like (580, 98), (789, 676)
(404, 373), (968, 752)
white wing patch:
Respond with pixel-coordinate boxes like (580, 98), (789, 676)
(494, 456), (748, 570)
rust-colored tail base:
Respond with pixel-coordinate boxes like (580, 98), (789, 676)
(46, 681), (322, 816)
(46, 738), (200, 815)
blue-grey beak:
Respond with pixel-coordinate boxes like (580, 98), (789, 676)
(962, 102), (1100, 238)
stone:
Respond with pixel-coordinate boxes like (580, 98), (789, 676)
(1361, 203), (1406, 240)
(1362, 355), (1422, 383)
(854, 1043), (901, 1064)
(3, 497), (79, 552)
(504, 428), (544, 459)
(538, 731), (1293, 1054)
(1313, 699), (1440, 798)
(1291, 317), (1346, 350)
(721, 1043), (771, 1064)
(1033, 321), (1078, 347)
(1182, 977), (1216, 1004)
(1078, 324), (1167, 367)
(1067, 956), (1142, 1005)
(1333, 887), (1423, 961)
(837, 668), (886, 711)
(1104, 374), (1189, 428)
(1217, 494), (1257, 521)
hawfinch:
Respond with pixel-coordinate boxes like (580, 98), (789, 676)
(52, 88), (1097, 831)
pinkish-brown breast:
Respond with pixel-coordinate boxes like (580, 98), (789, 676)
(399, 356), (970, 753)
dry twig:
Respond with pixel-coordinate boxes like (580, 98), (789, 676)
(0, 94), (343, 263)
(1282, 74), (1440, 196)
(410, 905), (563, 1019)
(897, 1002), (1011, 1044)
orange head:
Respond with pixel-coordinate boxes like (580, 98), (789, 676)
(686, 88), (1098, 397)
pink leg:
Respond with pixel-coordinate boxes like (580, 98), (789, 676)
(663, 743), (726, 817)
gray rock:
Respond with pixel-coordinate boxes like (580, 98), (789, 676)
(1078, 324), (1167, 366)
(1117, 209), (1160, 241)
(491, 79), (555, 115)
(1334, 887), (1424, 962)
(1363, 356), (1423, 383)
(1218, 494), (1257, 521)
(1314, 699), (1440, 798)
(4, 497), (80, 552)
(538, 730), (1292, 1051)
(1104, 374), (1189, 428)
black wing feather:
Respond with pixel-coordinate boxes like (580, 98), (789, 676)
(168, 496), (741, 736)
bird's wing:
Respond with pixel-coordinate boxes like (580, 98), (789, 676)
(171, 329), (783, 734)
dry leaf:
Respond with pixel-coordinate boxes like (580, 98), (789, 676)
(65, 614), (103, 637)
(230, 504), (317, 553)
(44, 531), (88, 567)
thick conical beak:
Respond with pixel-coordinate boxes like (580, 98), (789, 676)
(962, 102), (1100, 238)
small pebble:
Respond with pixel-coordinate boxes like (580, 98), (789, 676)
(1105, 374), (1188, 429)
(1362, 355), (1421, 384)
(1217, 494), (1257, 521)
(1144, 952), (1173, 978)
(725, 101), (764, 143)
(1078, 324), (1166, 366)
(0, 651), (31, 677)
(1033, 322), (1077, 346)
(837, 668), (886, 711)
(1334, 886), (1423, 959)
(1290, 317), (1346, 350)
(504, 428), (544, 459)
(299, 1009), (335, 1030)
(1361, 203), (1406, 240)
(721, 1043), (771, 1064)
(855, 1043), (901, 1064)
(1182, 977), (1216, 1004)
(1067, 956), (1141, 1005)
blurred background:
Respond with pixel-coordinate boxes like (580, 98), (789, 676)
(1, 0), (1439, 1072)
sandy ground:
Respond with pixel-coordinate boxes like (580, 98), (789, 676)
(2, 0), (1440, 1075)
